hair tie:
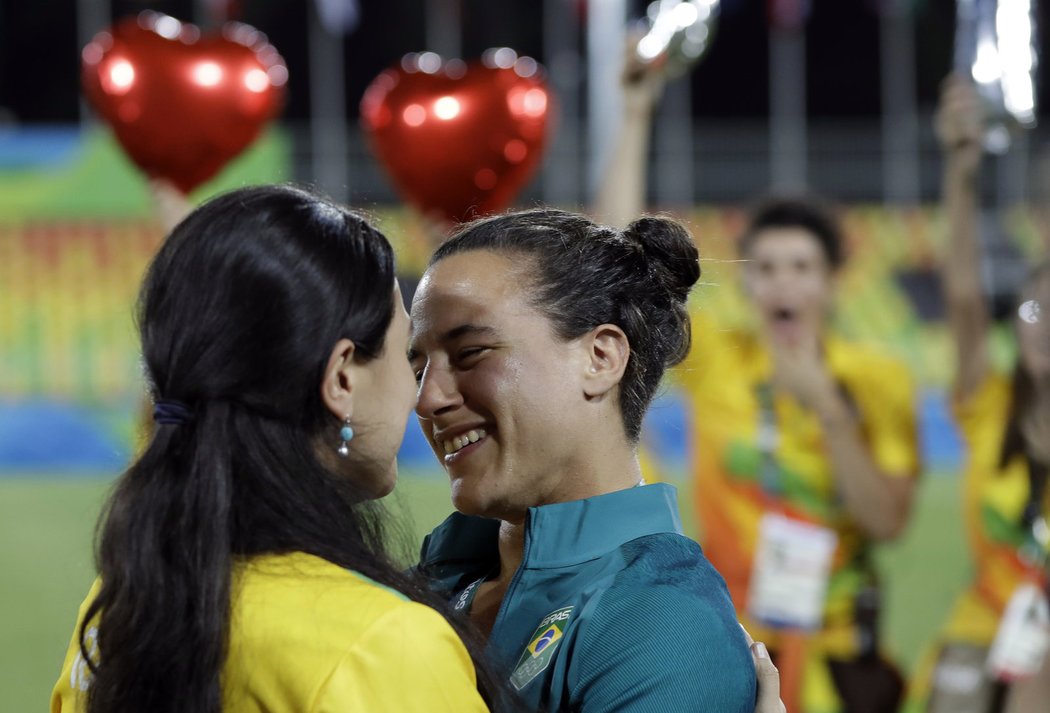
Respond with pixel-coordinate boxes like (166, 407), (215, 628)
(153, 400), (194, 426)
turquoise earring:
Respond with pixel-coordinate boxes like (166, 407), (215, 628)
(337, 416), (354, 457)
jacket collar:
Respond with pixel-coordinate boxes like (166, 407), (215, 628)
(419, 483), (684, 571)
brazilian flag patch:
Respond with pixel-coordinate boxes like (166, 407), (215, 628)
(509, 606), (574, 690)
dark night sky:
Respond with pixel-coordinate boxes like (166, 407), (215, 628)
(0, 0), (1044, 124)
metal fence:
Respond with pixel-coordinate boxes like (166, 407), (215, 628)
(289, 115), (1050, 210)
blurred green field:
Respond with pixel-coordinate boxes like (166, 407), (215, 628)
(2, 471), (968, 712)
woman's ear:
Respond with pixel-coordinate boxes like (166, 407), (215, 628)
(320, 338), (357, 420)
(581, 324), (630, 398)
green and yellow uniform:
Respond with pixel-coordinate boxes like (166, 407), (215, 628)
(680, 312), (920, 712)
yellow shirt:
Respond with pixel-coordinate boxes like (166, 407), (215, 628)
(940, 374), (1050, 644)
(678, 311), (919, 657)
(51, 551), (488, 712)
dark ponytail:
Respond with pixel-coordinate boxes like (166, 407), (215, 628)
(81, 185), (515, 712)
(623, 216), (701, 303)
(84, 401), (235, 711)
(430, 208), (701, 441)
(622, 215), (701, 359)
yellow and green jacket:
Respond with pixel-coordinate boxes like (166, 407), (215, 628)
(679, 312), (920, 711)
(939, 373), (1050, 645)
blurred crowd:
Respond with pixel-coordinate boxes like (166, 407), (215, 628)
(44, 29), (1050, 713)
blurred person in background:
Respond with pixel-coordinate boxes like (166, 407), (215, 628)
(50, 184), (511, 713)
(919, 74), (1050, 713)
(595, 42), (920, 713)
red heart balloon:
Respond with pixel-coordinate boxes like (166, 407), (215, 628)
(81, 12), (287, 194)
(361, 54), (554, 224)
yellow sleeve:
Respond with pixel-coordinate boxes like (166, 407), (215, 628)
(860, 357), (920, 479)
(312, 600), (489, 713)
(952, 373), (1009, 449)
(51, 579), (102, 713)
(674, 307), (737, 393)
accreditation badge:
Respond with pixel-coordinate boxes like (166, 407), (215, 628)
(747, 512), (838, 630)
(987, 582), (1050, 681)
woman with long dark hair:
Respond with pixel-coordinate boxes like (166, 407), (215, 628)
(50, 184), (505, 712)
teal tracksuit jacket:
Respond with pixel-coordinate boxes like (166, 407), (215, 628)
(418, 484), (757, 712)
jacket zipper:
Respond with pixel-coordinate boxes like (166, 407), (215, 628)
(488, 510), (533, 654)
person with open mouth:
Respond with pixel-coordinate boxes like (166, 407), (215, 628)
(677, 197), (921, 713)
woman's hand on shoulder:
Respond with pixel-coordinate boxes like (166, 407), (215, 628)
(740, 626), (786, 713)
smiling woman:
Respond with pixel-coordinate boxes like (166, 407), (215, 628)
(408, 208), (758, 712)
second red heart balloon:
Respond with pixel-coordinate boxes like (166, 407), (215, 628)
(361, 54), (554, 225)
(82, 12), (287, 194)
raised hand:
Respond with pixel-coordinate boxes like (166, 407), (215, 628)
(769, 329), (838, 415)
(621, 31), (670, 115)
(935, 74), (984, 177)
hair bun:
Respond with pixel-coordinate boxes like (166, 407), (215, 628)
(623, 216), (700, 302)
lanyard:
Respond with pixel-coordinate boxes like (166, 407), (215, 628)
(755, 382), (783, 501)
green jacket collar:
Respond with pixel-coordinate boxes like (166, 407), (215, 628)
(420, 483), (685, 571)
